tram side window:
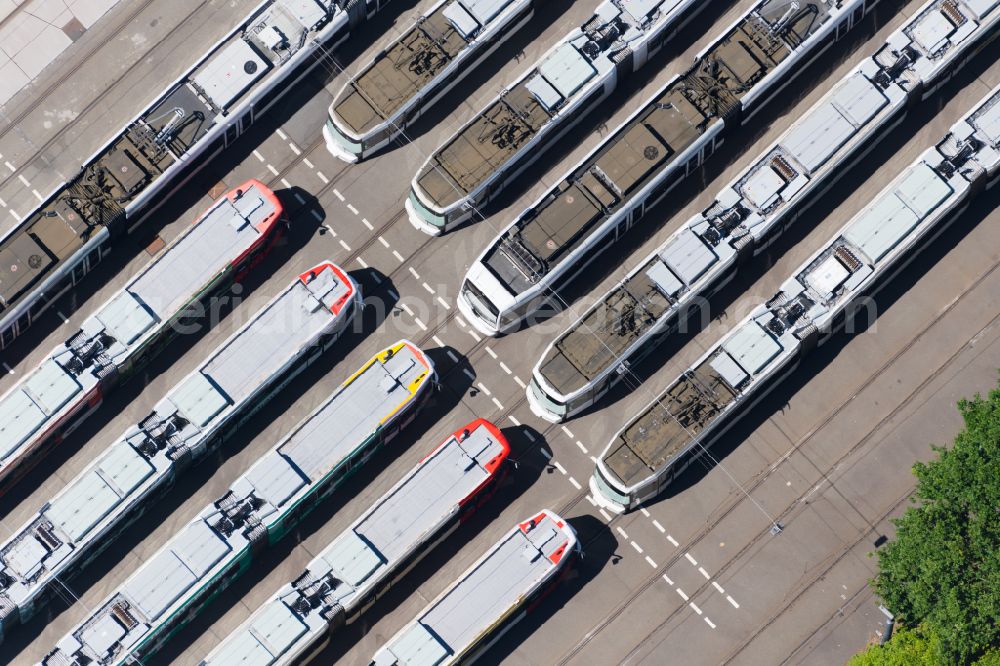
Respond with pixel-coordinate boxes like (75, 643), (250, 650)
(29, 290), (48, 318)
(15, 311), (30, 337)
(72, 259), (87, 284)
(1, 325), (13, 348)
(328, 462), (348, 487)
(48, 271), (72, 300)
(225, 122), (240, 147)
(253, 84), (282, 118)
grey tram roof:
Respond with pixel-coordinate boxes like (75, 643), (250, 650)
(111, 184), (273, 337)
(374, 512), (572, 666)
(46, 342), (433, 665)
(206, 422), (507, 666)
(0, 184), (276, 469)
(333, 0), (526, 136)
(0, 0), (343, 325)
(534, 0), (1000, 401)
(479, 0), (839, 298)
(598, 79), (1000, 492)
(412, 0), (692, 210)
(0, 265), (353, 618)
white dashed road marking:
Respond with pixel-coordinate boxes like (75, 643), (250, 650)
(317, 172), (329, 184)
(568, 476), (582, 490)
(630, 542), (643, 554)
(652, 520), (666, 533)
(685, 553), (698, 566)
(727, 596), (740, 609)
(676, 588), (689, 601)
(667, 535), (679, 547)
(705, 618), (717, 629)
(333, 189), (345, 201)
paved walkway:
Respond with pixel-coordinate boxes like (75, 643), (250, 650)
(0, 0), (122, 107)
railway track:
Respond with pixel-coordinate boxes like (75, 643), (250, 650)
(553, 245), (1000, 664)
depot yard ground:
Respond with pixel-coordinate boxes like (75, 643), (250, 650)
(1, 0), (999, 664)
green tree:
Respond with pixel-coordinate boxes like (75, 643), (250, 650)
(851, 626), (1000, 666)
(872, 382), (1000, 663)
(849, 626), (938, 666)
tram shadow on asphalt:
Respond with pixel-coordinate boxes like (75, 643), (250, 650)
(309, 424), (547, 664)
(645, 184), (1000, 506)
(147, 354), (467, 666)
(476, 514), (616, 666)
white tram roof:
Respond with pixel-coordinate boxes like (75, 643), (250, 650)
(597, 80), (1000, 496)
(374, 511), (574, 666)
(448, 0), (515, 27)
(206, 422), (508, 666)
(780, 72), (888, 173)
(843, 162), (952, 263)
(323, 423), (504, 588)
(0, 359), (81, 460)
(116, 184), (274, 329)
(0, 265), (353, 614)
(881, 0), (1000, 85)
(46, 342), (433, 665)
(0, 183), (277, 471)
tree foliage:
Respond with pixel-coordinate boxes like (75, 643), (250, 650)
(872, 382), (1000, 663)
(849, 626), (939, 666)
(851, 626), (1000, 666)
